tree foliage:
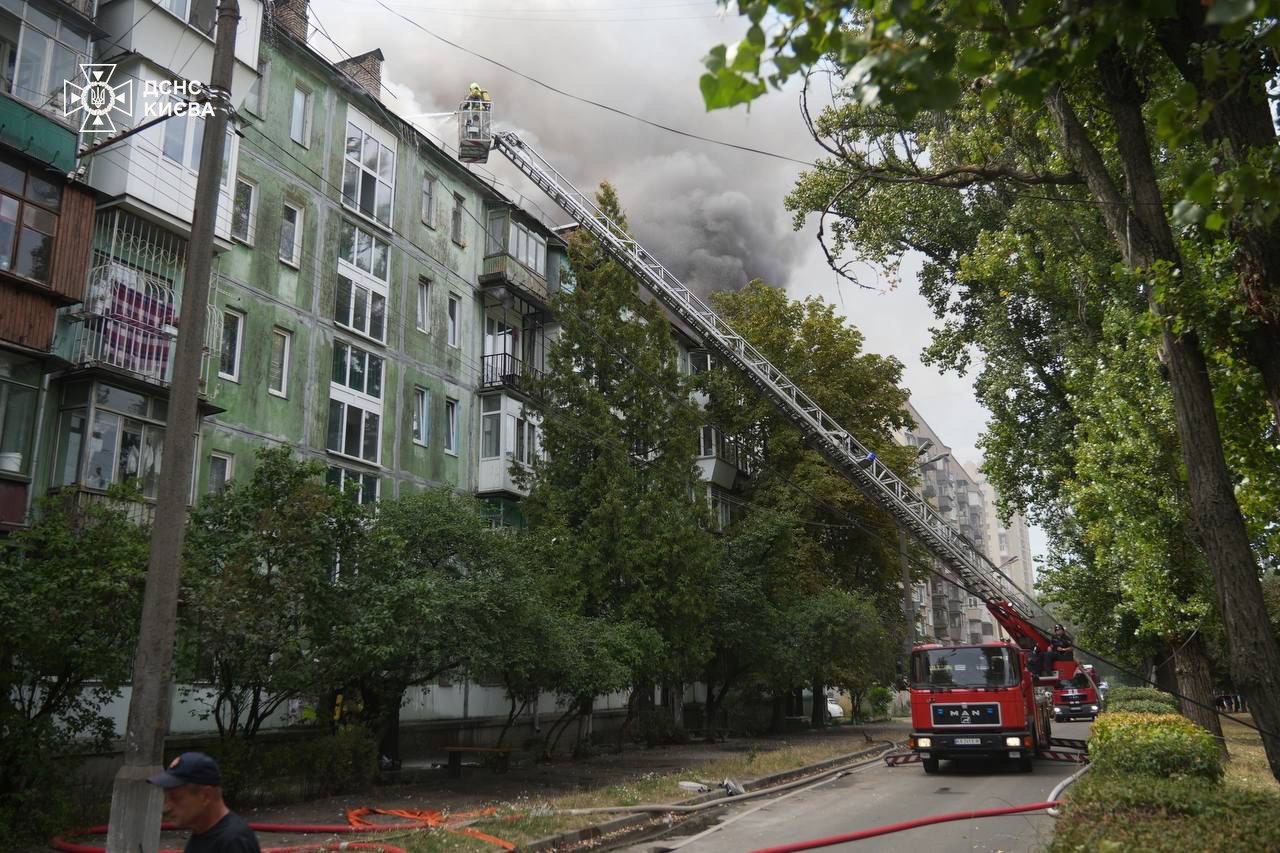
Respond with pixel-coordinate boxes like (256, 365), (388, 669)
(0, 489), (148, 833)
(521, 181), (718, 687)
(182, 447), (366, 739)
(704, 0), (1280, 779)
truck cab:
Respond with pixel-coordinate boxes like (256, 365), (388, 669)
(907, 641), (1053, 774)
(1050, 659), (1103, 722)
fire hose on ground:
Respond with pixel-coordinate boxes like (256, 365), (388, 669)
(740, 750), (1095, 851)
(51, 806), (517, 853)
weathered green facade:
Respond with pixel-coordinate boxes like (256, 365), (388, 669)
(196, 25), (559, 510)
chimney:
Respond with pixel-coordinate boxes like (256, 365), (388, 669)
(336, 49), (384, 102)
(273, 0), (309, 43)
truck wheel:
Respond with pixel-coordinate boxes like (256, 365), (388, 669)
(922, 757), (940, 774)
(1018, 753), (1034, 772)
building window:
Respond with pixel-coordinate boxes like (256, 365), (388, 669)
(326, 396), (380, 464)
(3, 5), (90, 114)
(161, 113), (231, 174)
(506, 219), (547, 275)
(416, 277), (430, 332)
(480, 395), (499, 458)
(326, 466), (378, 504)
(231, 177), (256, 244)
(268, 328), (290, 397)
(412, 386), (428, 445)
(337, 219), (390, 282)
(421, 175), (436, 226)
(341, 110), (395, 227)
(451, 193), (465, 244)
(334, 274), (387, 343)
(0, 353), (40, 477)
(0, 157), (59, 283)
(447, 293), (460, 348)
(444, 397), (458, 454)
(279, 203), (302, 266)
(331, 339), (383, 399)
(54, 383), (167, 499)
(157, 0), (217, 35)
(208, 452), (233, 494)
(245, 58), (267, 116)
(514, 416), (532, 464)
(219, 309), (243, 381)
(290, 85), (311, 146)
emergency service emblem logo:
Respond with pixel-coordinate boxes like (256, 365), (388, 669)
(64, 64), (133, 134)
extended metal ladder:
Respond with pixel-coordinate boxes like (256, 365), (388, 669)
(490, 130), (1045, 624)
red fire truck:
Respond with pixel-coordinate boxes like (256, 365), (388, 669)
(907, 601), (1059, 773)
(1052, 661), (1103, 722)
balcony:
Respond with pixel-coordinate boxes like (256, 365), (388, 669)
(481, 352), (543, 399)
(480, 253), (550, 309)
(64, 263), (177, 384)
(58, 209), (215, 390)
(696, 426), (753, 489)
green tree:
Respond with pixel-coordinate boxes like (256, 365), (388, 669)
(703, 2), (1280, 779)
(181, 447), (365, 740)
(521, 181), (718, 705)
(785, 88), (1233, 738)
(321, 487), (514, 763)
(0, 490), (148, 835)
(697, 282), (910, 727)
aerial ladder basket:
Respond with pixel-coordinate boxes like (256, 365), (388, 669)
(458, 97), (492, 164)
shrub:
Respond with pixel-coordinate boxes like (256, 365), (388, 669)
(1105, 687), (1177, 709)
(1051, 770), (1280, 852)
(1089, 712), (1222, 780)
(866, 686), (892, 718)
(626, 709), (689, 747)
(1107, 699), (1182, 715)
(211, 728), (379, 806)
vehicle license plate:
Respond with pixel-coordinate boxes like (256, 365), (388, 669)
(955, 737), (981, 745)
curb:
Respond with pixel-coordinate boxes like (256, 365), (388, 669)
(519, 740), (898, 852)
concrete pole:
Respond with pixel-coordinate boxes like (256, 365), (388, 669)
(105, 3), (239, 850)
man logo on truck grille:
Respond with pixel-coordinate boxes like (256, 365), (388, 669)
(934, 703), (1000, 725)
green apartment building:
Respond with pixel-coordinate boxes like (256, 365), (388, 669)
(33, 0), (563, 526)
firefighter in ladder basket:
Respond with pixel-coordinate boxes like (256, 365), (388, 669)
(459, 83), (493, 163)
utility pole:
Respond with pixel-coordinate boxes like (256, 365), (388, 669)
(105, 2), (239, 850)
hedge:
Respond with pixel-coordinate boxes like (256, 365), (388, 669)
(1106, 699), (1184, 715)
(1105, 686), (1177, 709)
(1051, 771), (1280, 852)
(1089, 712), (1222, 781)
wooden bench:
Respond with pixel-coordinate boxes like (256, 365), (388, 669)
(444, 746), (513, 778)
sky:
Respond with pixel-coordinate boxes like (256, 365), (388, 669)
(302, 0), (1046, 564)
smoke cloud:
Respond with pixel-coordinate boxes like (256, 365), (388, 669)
(307, 0), (817, 296)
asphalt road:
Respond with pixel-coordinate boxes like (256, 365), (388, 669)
(630, 719), (1092, 853)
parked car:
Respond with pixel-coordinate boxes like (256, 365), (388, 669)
(826, 697), (845, 720)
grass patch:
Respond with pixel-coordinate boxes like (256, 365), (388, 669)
(1052, 713), (1280, 853)
(340, 736), (889, 852)
(1221, 714), (1280, 795)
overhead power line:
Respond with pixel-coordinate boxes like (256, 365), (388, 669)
(366, 0), (816, 166)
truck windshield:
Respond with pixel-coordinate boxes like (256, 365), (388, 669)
(911, 647), (1020, 689)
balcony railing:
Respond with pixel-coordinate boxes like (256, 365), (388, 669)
(66, 263), (178, 384)
(62, 210), (212, 388)
(481, 352), (544, 396)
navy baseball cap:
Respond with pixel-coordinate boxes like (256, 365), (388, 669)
(147, 752), (222, 788)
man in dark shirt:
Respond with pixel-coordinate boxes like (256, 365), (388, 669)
(147, 752), (261, 853)
(1050, 624), (1075, 662)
